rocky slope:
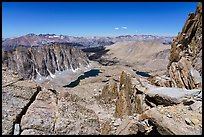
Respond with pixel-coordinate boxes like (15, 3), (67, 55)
(2, 44), (89, 81)
(95, 40), (171, 76)
(105, 41), (170, 65)
(150, 3), (202, 89)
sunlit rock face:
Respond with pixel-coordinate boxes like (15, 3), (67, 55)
(2, 44), (89, 80)
(114, 71), (134, 118)
(151, 3), (202, 89)
(167, 3), (202, 89)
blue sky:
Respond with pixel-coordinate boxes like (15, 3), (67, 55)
(2, 2), (198, 38)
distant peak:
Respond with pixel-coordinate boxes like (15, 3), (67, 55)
(26, 33), (36, 36)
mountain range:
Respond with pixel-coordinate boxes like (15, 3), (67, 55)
(2, 34), (174, 50)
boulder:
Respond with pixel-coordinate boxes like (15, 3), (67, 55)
(20, 88), (58, 134)
(145, 85), (201, 106)
(142, 108), (201, 135)
(189, 101), (202, 111)
(20, 88), (100, 135)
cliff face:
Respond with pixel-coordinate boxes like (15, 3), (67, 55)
(167, 3), (202, 89)
(2, 44), (89, 80)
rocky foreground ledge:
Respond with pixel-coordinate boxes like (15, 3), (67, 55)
(2, 68), (100, 135)
(2, 68), (202, 135)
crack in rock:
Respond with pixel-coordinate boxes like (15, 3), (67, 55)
(12, 86), (42, 135)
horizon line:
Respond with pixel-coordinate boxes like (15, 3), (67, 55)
(3, 33), (176, 39)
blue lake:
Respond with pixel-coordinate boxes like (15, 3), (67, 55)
(136, 71), (151, 77)
(63, 69), (102, 88)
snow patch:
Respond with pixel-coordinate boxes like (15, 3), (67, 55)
(75, 67), (79, 71)
(13, 123), (20, 135)
(53, 35), (60, 38)
(47, 69), (56, 78)
(35, 69), (42, 76)
(60, 36), (64, 39)
(70, 64), (76, 72)
(48, 36), (54, 38)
